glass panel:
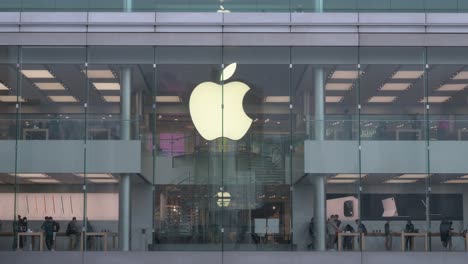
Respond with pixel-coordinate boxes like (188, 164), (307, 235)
(222, 47), (291, 251)
(427, 47), (468, 252)
(17, 46), (86, 253)
(291, 47), (360, 252)
(86, 46), (155, 251)
(153, 47), (223, 251)
(359, 47), (429, 252)
(0, 46), (18, 251)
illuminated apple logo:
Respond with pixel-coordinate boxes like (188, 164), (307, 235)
(189, 63), (252, 141)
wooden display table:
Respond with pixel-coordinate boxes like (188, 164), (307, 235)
(338, 232), (365, 251)
(401, 232), (428, 252)
(17, 232), (43, 251)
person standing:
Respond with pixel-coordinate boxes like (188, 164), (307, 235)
(384, 220), (392, 251)
(41, 217), (55, 251)
(307, 217), (315, 250)
(51, 217), (60, 250)
(355, 219), (367, 250)
(326, 216), (339, 250)
(66, 217), (80, 250)
(17, 215), (24, 249)
(342, 224), (355, 251)
(404, 219), (415, 251)
(440, 219), (454, 251)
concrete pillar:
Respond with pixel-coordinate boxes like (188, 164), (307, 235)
(315, 0), (323, 13)
(119, 67), (132, 251)
(313, 67), (327, 251)
(124, 0), (132, 12)
(314, 68), (325, 141)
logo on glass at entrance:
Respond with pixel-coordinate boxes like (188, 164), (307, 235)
(189, 63), (252, 141)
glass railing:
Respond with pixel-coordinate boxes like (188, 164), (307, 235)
(0, 115), (141, 140)
(1, 0), (468, 13)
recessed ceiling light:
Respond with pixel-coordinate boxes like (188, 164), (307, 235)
(35, 82), (65, 90)
(93, 82), (120, 90)
(452, 71), (468, 80)
(444, 179), (468, 184)
(330, 71), (359, 79)
(0, 82), (9, 90)
(28, 179), (59, 184)
(436, 84), (467, 91)
(86, 70), (114, 79)
(264, 96), (290, 103)
(88, 179), (118, 183)
(76, 173), (113, 178)
(420, 96), (451, 103)
(380, 83), (411, 91)
(325, 83), (353, 91)
(460, 175), (468, 179)
(385, 179), (418, 184)
(155, 96), (182, 103)
(48, 96), (78, 102)
(397, 174), (429, 179)
(21, 70), (54, 79)
(368, 96), (397, 103)
(103, 96), (120, 103)
(328, 179), (356, 184)
(391, 71), (424, 79)
(0, 96), (25, 102)
(334, 174), (368, 179)
(325, 96), (343, 103)
(10, 173), (48, 178)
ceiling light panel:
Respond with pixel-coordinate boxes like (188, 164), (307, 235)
(103, 96), (120, 103)
(325, 96), (343, 103)
(76, 174), (113, 178)
(29, 179), (59, 184)
(328, 179), (356, 184)
(397, 174), (429, 179)
(334, 174), (367, 179)
(325, 83), (353, 91)
(88, 179), (118, 183)
(48, 96), (78, 102)
(0, 82), (9, 90)
(35, 82), (65, 90)
(86, 70), (115, 79)
(380, 83), (411, 91)
(330, 71), (359, 79)
(368, 96), (397, 103)
(156, 96), (182, 103)
(436, 84), (467, 91)
(445, 179), (468, 184)
(264, 96), (290, 103)
(420, 96), (451, 103)
(10, 173), (48, 178)
(386, 179), (418, 184)
(93, 82), (120, 90)
(391, 71), (424, 79)
(452, 71), (468, 80)
(21, 70), (54, 79)
(0, 96), (24, 102)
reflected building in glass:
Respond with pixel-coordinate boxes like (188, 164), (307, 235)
(0, 2), (468, 264)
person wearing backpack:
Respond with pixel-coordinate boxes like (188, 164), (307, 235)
(355, 219), (367, 250)
(66, 217), (80, 250)
(41, 217), (55, 251)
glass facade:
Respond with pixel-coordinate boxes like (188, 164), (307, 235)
(1, 46), (468, 256)
(2, 0), (468, 12)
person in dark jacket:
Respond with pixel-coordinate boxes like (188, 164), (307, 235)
(440, 219), (454, 251)
(41, 217), (55, 251)
(384, 220), (392, 251)
(66, 217), (80, 250)
(342, 224), (355, 251)
(404, 220), (415, 251)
